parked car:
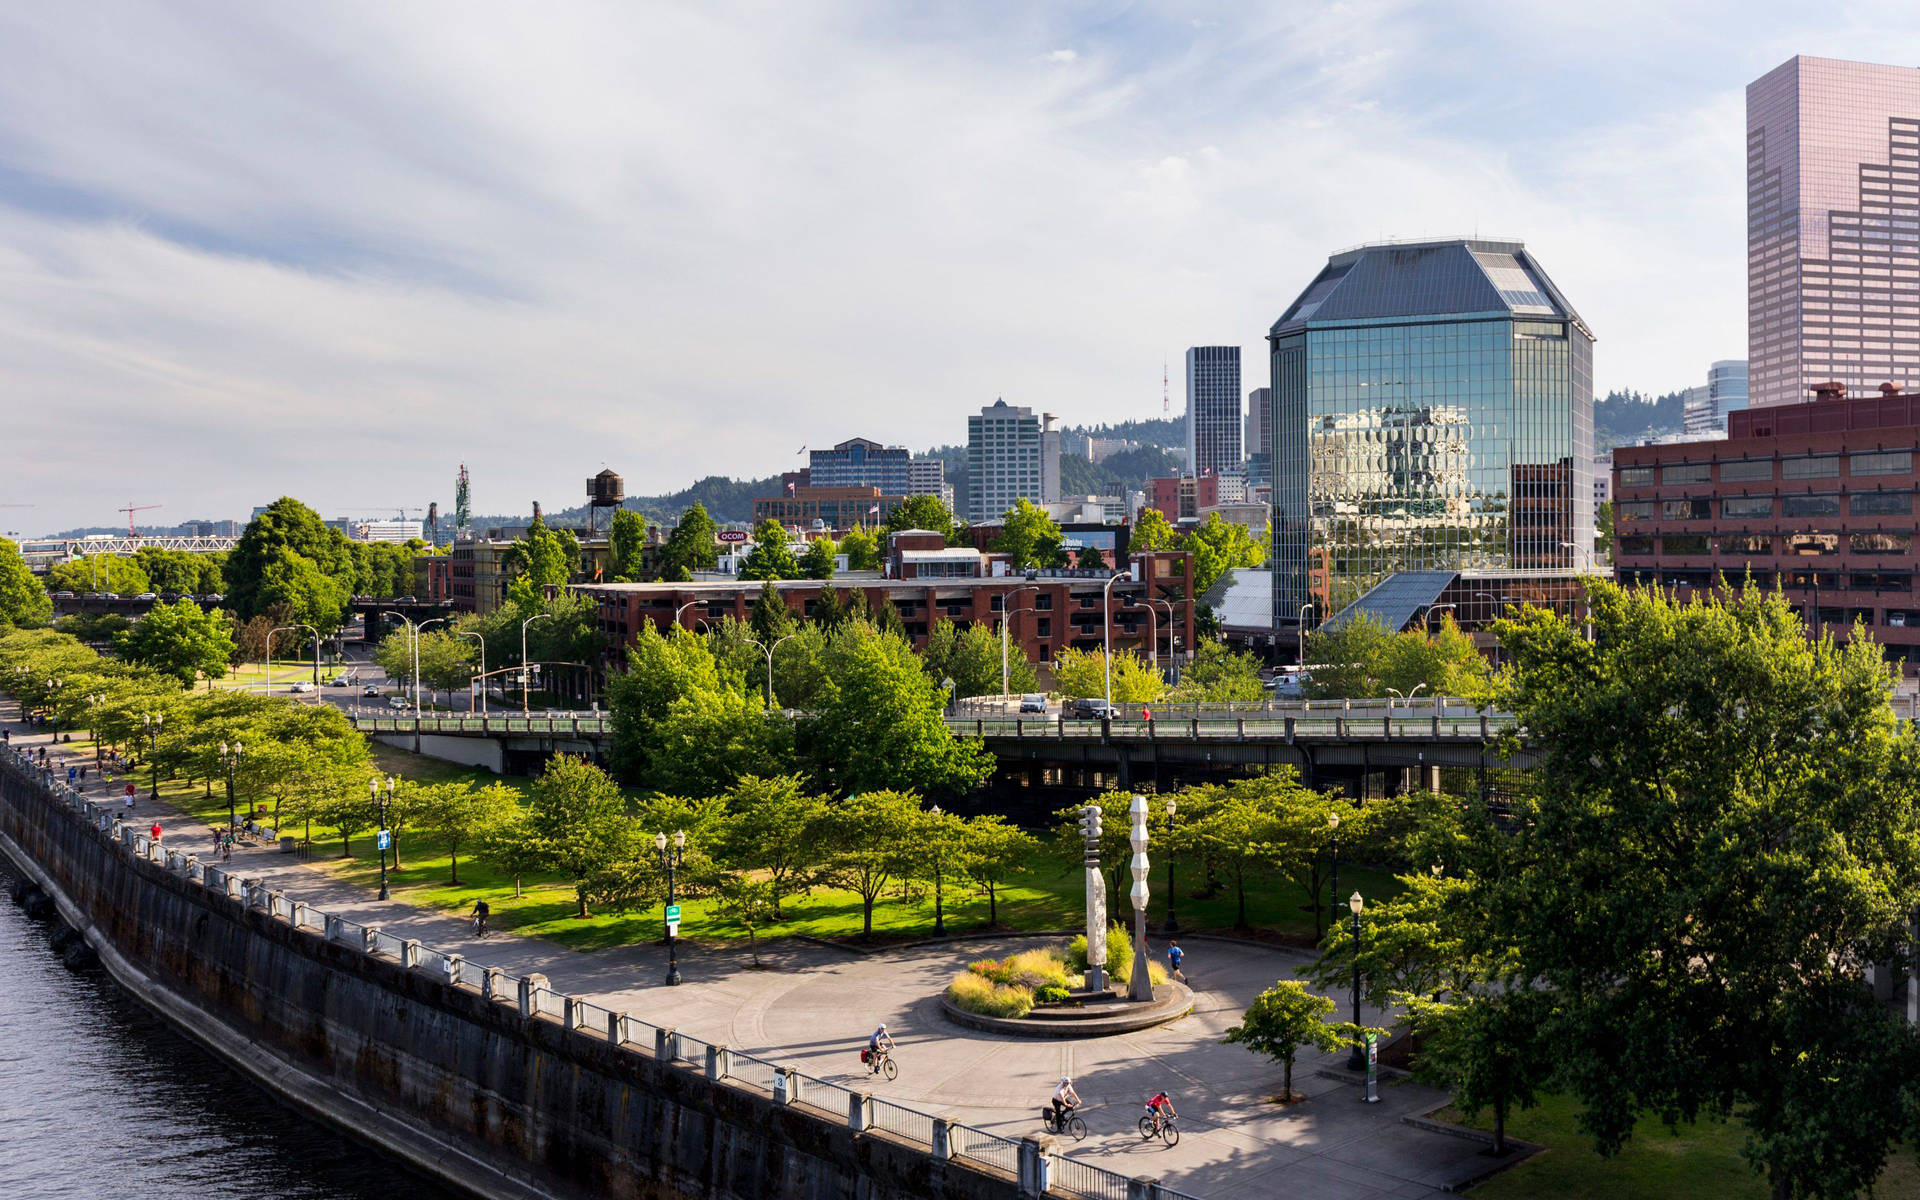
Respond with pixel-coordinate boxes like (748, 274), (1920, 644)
(1019, 694), (1048, 713)
(1065, 698), (1120, 720)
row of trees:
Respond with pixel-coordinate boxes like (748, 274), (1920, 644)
(1244, 581), (1920, 1198)
(1299, 612), (1492, 701)
(1130, 508), (1268, 595)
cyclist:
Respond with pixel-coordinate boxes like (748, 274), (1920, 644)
(1143, 1089), (1178, 1135)
(867, 1023), (894, 1073)
(471, 899), (491, 937)
(1050, 1076), (1081, 1131)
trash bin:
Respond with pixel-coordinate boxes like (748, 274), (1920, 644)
(280, 836), (297, 854)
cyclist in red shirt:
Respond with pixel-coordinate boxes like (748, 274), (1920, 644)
(1143, 1090), (1177, 1134)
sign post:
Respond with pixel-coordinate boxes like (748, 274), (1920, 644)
(1364, 1033), (1379, 1104)
(377, 829), (391, 852)
(664, 903), (682, 939)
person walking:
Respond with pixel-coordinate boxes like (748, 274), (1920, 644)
(124, 782), (136, 812)
(149, 822), (163, 844)
(1166, 939), (1186, 983)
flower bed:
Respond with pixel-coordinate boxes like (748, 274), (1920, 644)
(943, 931), (1167, 1018)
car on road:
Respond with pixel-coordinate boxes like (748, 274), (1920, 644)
(329, 676), (352, 687)
(134, 592), (157, 601)
(1065, 698), (1120, 720)
(387, 695), (409, 710)
(51, 591), (74, 599)
(289, 681), (316, 693)
(363, 685), (383, 697)
(1019, 694), (1048, 713)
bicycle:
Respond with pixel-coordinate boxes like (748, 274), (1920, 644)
(1042, 1106), (1087, 1142)
(866, 1047), (897, 1081)
(1137, 1112), (1180, 1147)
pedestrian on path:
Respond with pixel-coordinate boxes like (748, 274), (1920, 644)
(124, 785), (136, 813)
(1167, 940), (1185, 983)
(66, 765), (76, 785)
(78, 765), (87, 784)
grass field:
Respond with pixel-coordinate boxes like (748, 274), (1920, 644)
(107, 731), (1399, 953)
(1438, 1094), (1920, 1199)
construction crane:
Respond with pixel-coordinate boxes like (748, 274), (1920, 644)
(117, 501), (161, 537)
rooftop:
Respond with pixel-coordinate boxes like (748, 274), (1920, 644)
(1271, 237), (1588, 337)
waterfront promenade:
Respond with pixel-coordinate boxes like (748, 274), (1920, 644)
(0, 702), (1504, 1200)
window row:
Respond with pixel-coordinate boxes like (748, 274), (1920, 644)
(1618, 450), (1914, 488)
(1616, 492), (1914, 521)
(1616, 532), (1915, 557)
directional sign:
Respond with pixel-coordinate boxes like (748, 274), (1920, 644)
(666, 921), (681, 938)
(377, 829), (391, 851)
(664, 903), (682, 923)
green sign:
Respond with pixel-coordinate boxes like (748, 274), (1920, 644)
(664, 904), (682, 923)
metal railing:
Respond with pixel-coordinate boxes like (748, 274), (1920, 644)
(0, 740), (1213, 1200)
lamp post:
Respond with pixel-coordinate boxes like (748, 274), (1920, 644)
(370, 774), (396, 900)
(1125, 601), (1158, 678)
(672, 599), (699, 632)
(1327, 811), (1341, 933)
(218, 740), (242, 834)
(656, 830), (686, 985)
(1127, 795), (1153, 1001)
(521, 612), (553, 714)
(1102, 571), (1130, 709)
(996, 584), (1039, 695)
(1346, 891), (1366, 1070)
(1425, 602), (1457, 635)
(142, 712), (163, 800)
(1139, 595), (1179, 682)
(454, 630), (487, 714)
(747, 633), (797, 708)
(1162, 795), (1180, 933)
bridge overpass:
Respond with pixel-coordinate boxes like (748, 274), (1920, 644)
(345, 700), (1529, 797)
(20, 534), (238, 571)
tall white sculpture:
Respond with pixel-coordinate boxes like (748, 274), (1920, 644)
(1127, 794), (1154, 1001)
(1081, 804), (1107, 993)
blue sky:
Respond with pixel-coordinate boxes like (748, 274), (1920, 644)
(1, 1), (1915, 531)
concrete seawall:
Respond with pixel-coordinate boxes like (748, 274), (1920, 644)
(0, 753), (1029, 1200)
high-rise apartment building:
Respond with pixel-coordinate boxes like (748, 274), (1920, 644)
(1269, 238), (1595, 627)
(1185, 347), (1242, 477)
(966, 400), (1060, 524)
(1682, 359), (1751, 436)
(1749, 56), (1920, 408)
(905, 456), (953, 509)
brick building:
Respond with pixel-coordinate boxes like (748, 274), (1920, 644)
(1146, 474), (1221, 521)
(574, 537), (1194, 683)
(752, 486), (908, 530)
(1613, 381), (1920, 665)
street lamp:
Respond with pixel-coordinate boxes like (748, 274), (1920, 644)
(656, 830), (686, 985)
(1346, 890), (1366, 1070)
(1162, 794), (1179, 934)
(747, 633), (797, 708)
(672, 599), (700, 631)
(218, 740), (242, 834)
(1125, 601), (1159, 678)
(1426, 602), (1457, 635)
(521, 612), (553, 714)
(1327, 811), (1341, 933)
(454, 630), (486, 714)
(370, 774), (396, 900)
(996, 584), (1039, 695)
(142, 712), (163, 801)
(1102, 571), (1130, 709)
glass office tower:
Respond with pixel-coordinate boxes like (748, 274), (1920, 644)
(1269, 238), (1596, 627)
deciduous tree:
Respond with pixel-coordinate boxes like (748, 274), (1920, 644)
(523, 754), (640, 918)
(1049, 647), (1166, 702)
(607, 509), (649, 582)
(114, 598), (237, 687)
(739, 518), (800, 581)
(799, 536), (837, 580)
(1223, 981), (1344, 1101)
(991, 499), (1065, 569)
(821, 788), (924, 939)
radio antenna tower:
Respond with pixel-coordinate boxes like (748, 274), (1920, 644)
(1162, 360), (1169, 415)
(454, 464), (471, 532)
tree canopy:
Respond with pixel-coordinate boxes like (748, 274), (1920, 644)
(225, 497), (355, 633)
(114, 598), (236, 686)
(990, 498), (1065, 569)
(884, 495), (961, 543)
(660, 503), (719, 579)
(0, 538), (50, 627)
(606, 509), (649, 582)
(1181, 512), (1266, 595)
(1050, 647), (1166, 702)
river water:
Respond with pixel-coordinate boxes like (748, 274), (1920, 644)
(0, 860), (466, 1200)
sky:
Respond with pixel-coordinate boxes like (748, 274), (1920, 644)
(3, 1), (1919, 534)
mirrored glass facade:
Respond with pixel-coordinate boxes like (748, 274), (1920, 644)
(1269, 239), (1595, 626)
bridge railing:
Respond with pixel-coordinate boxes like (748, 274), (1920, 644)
(347, 712), (610, 737)
(949, 712), (1520, 742)
(0, 741), (1194, 1200)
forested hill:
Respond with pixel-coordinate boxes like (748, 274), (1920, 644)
(1596, 389), (1686, 449)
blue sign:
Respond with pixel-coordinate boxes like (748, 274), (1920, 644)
(377, 829), (391, 851)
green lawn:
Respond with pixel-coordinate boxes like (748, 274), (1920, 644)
(1438, 1094), (1920, 1199)
(111, 734), (1401, 954)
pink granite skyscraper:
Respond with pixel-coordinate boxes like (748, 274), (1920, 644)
(1749, 56), (1920, 408)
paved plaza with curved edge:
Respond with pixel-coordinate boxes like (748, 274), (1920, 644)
(1, 701), (1505, 1200)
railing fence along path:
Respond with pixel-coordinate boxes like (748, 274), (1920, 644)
(0, 743), (1200, 1200)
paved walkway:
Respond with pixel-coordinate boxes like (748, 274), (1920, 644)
(0, 701), (1500, 1200)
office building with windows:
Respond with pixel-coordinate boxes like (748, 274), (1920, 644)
(1749, 56), (1920, 408)
(1269, 238), (1596, 631)
(1682, 359), (1751, 436)
(1614, 381), (1920, 667)
(1245, 386), (1273, 484)
(1185, 346), (1242, 477)
(809, 438), (912, 493)
(966, 400), (1060, 523)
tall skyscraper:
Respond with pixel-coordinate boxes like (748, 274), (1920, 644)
(1245, 386), (1273, 484)
(1269, 238), (1595, 626)
(966, 400), (1060, 524)
(1682, 359), (1751, 436)
(1749, 56), (1920, 408)
(1185, 346), (1242, 476)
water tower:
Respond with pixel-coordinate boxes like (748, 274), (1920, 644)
(585, 468), (625, 534)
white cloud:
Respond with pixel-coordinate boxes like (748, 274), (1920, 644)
(2, 1), (1919, 530)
